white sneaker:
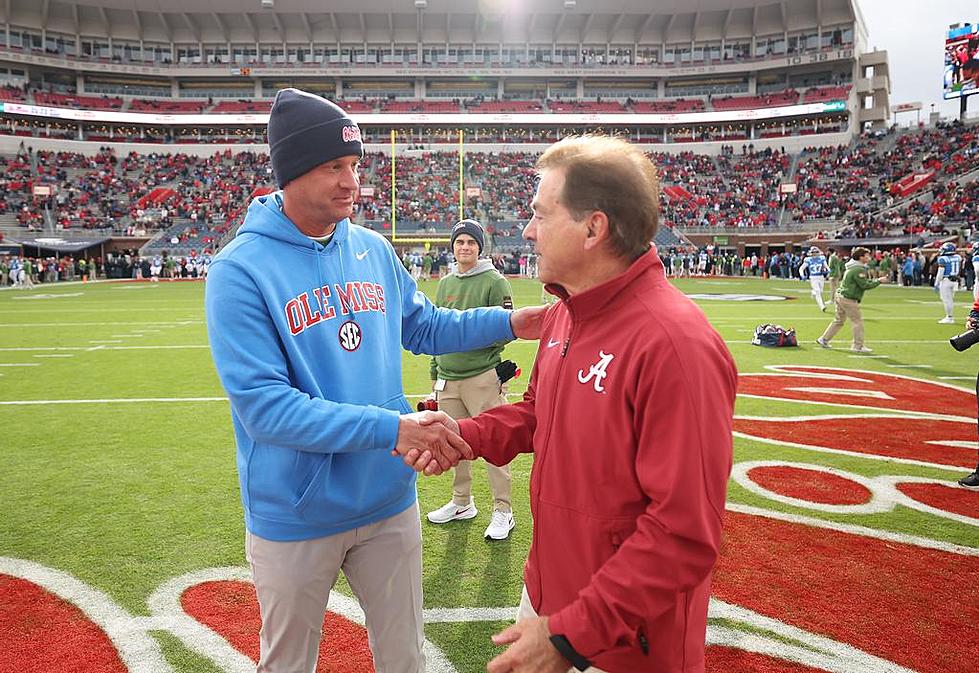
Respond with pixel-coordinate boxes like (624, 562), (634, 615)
(484, 510), (515, 540)
(938, 317), (955, 324)
(427, 499), (478, 524)
(851, 346), (873, 353)
(816, 337), (831, 348)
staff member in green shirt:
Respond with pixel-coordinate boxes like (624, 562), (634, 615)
(426, 219), (517, 540)
(828, 248), (844, 301)
(817, 247), (887, 353)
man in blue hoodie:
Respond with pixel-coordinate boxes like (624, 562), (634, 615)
(205, 88), (544, 673)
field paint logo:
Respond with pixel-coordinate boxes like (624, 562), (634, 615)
(0, 558), (926, 673)
(338, 321), (362, 351)
(578, 350), (614, 392)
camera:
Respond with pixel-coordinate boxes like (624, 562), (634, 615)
(417, 397), (438, 412)
(950, 328), (979, 352)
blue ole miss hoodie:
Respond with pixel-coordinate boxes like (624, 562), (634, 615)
(205, 192), (514, 541)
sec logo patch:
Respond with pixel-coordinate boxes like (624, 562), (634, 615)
(338, 320), (362, 351)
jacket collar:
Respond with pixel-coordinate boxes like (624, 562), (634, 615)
(544, 247), (666, 321)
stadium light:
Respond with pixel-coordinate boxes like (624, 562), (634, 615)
(414, 0), (427, 8)
(564, 0), (576, 8)
(261, 0), (274, 8)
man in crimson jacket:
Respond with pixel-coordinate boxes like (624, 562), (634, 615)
(412, 135), (738, 673)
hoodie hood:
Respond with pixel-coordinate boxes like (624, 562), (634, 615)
(237, 191), (349, 251)
(844, 258), (865, 270)
(454, 257), (497, 278)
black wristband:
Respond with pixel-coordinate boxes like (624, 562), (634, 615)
(549, 634), (593, 671)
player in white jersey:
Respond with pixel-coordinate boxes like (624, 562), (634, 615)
(801, 246), (830, 311)
(150, 255), (162, 282)
(971, 242), (979, 302)
(934, 242), (962, 324)
(697, 249), (709, 275)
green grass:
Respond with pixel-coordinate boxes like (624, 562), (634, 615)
(0, 274), (976, 671)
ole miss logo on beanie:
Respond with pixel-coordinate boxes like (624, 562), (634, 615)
(342, 125), (362, 143)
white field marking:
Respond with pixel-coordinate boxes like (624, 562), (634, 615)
(148, 566), (458, 673)
(0, 322), (201, 328)
(741, 363), (975, 401)
(0, 345), (210, 351)
(423, 607), (517, 623)
(737, 394), (975, 422)
(727, 503), (979, 557)
(939, 376), (976, 380)
(736, 459), (978, 528)
(708, 601), (916, 673)
(0, 362), (40, 367)
(10, 292), (84, 300)
(925, 440), (977, 449)
(732, 461), (892, 515)
(732, 422), (975, 472)
(0, 556), (171, 673)
(847, 354), (889, 359)
(89, 339), (122, 344)
(0, 397), (228, 406)
(785, 386), (895, 400)
(86, 345), (105, 352)
(33, 354), (73, 358)
(879, 474), (979, 528)
(884, 364), (932, 369)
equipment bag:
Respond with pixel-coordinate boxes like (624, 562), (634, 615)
(751, 323), (799, 347)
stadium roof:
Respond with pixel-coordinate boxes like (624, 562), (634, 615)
(9, 0), (859, 45)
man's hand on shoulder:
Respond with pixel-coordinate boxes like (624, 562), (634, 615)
(510, 305), (548, 340)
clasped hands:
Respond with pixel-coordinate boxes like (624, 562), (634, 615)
(393, 411), (469, 476)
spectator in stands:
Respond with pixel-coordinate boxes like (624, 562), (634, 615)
(204, 89), (545, 673)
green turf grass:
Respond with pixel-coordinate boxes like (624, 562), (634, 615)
(0, 274), (976, 671)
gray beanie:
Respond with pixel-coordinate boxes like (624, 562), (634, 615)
(267, 88), (364, 188)
(450, 219), (485, 254)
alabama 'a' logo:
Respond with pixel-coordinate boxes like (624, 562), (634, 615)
(577, 350), (614, 393)
(338, 320), (362, 351)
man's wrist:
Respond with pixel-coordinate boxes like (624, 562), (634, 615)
(548, 633), (592, 672)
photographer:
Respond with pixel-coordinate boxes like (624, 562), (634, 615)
(956, 299), (979, 488)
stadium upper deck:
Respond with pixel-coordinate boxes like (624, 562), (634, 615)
(0, 0), (889, 152)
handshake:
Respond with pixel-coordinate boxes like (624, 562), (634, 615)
(392, 411), (471, 476)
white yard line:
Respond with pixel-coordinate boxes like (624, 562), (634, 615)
(0, 397), (228, 406)
(33, 354), (73, 358)
(0, 362), (40, 367)
(0, 345), (209, 351)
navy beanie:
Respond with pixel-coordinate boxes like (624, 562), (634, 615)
(267, 88), (364, 188)
(450, 219), (485, 254)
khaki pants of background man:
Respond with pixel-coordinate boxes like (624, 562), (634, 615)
(437, 368), (512, 511)
(820, 295), (864, 348)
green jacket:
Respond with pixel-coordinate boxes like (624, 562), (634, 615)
(838, 260), (881, 302)
(828, 253), (844, 280)
(431, 259), (513, 381)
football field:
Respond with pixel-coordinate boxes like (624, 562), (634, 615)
(1, 274), (977, 673)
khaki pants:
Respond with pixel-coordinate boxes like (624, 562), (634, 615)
(518, 586), (607, 673)
(830, 277), (840, 299)
(437, 368), (512, 511)
(246, 503), (425, 673)
(820, 295), (864, 348)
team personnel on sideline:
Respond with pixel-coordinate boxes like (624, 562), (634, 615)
(426, 219), (517, 541)
(801, 245), (830, 311)
(817, 247), (887, 353)
(411, 135), (737, 673)
(204, 88), (544, 673)
(935, 242), (962, 324)
(828, 248), (843, 300)
(970, 242), (979, 301)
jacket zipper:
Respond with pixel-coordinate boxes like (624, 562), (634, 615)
(530, 304), (574, 610)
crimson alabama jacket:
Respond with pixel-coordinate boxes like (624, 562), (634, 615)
(458, 249), (737, 672)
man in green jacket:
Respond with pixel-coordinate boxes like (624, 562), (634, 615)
(426, 219), (517, 540)
(817, 247), (887, 353)
(828, 249), (844, 301)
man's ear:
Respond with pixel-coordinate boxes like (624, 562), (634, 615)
(583, 211), (611, 251)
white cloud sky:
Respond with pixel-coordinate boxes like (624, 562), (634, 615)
(858, 0), (975, 124)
